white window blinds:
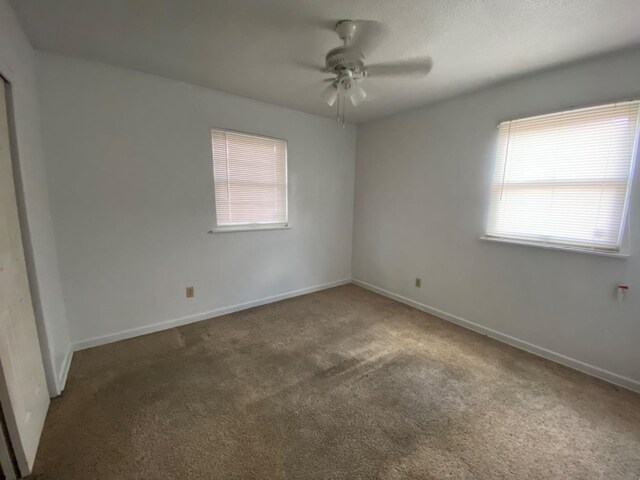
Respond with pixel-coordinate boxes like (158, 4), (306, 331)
(212, 129), (288, 228)
(486, 100), (640, 252)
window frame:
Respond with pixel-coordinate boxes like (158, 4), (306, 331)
(481, 98), (640, 257)
(209, 127), (290, 234)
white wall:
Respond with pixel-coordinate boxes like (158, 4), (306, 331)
(353, 47), (640, 389)
(0, 0), (71, 395)
(36, 53), (356, 347)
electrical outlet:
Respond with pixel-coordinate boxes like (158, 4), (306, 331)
(415, 278), (422, 288)
(186, 286), (194, 298)
(617, 284), (628, 302)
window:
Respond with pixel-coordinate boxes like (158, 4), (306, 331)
(485, 100), (640, 254)
(211, 129), (288, 232)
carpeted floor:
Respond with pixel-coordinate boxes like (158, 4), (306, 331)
(32, 285), (640, 479)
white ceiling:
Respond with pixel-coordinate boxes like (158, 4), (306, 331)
(10, 0), (640, 123)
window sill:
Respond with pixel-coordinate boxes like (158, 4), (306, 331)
(209, 224), (290, 234)
(479, 236), (629, 259)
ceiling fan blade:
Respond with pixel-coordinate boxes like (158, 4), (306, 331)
(294, 60), (327, 73)
(350, 20), (389, 57)
(367, 57), (433, 78)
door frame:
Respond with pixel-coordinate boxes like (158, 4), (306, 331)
(0, 404), (18, 480)
(0, 67), (59, 398)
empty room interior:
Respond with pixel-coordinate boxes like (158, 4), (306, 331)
(1, 1), (640, 478)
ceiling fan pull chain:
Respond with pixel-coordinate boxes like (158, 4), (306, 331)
(342, 98), (346, 127)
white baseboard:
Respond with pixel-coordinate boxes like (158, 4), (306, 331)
(72, 279), (351, 352)
(352, 278), (640, 393)
(57, 346), (73, 394)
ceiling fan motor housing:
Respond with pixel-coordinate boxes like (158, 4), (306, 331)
(325, 46), (365, 75)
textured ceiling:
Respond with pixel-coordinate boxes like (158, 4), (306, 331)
(10, 0), (640, 123)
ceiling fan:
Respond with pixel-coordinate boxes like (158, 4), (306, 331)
(319, 20), (433, 124)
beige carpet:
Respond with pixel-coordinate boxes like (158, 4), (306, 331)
(33, 285), (640, 479)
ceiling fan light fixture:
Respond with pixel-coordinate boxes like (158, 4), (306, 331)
(321, 83), (338, 106)
(337, 70), (355, 94)
(349, 81), (367, 106)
